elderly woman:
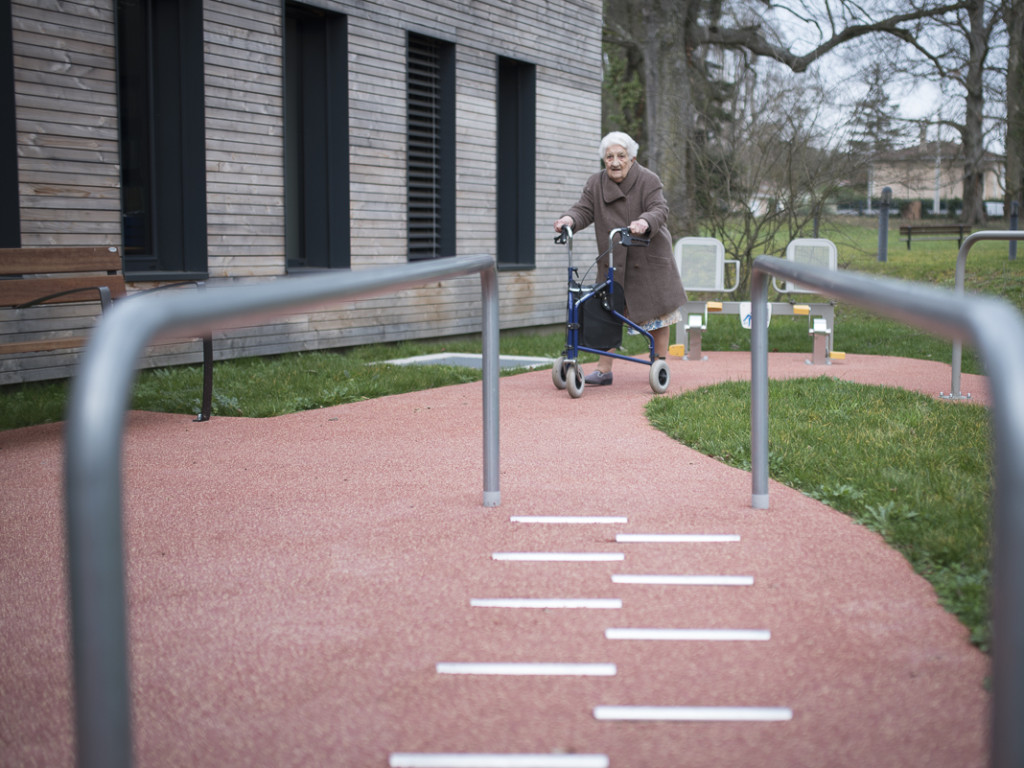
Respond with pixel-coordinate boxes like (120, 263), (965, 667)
(553, 131), (686, 385)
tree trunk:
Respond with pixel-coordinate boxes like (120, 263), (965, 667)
(960, 0), (989, 224)
(1005, 0), (1024, 216)
(639, 0), (699, 236)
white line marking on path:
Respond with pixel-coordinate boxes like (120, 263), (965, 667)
(471, 598), (622, 609)
(605, 628), (770, 641)
(389, 755), (610, 768)
(511, 516), (627, 525)
(611, 574), (753, 586)
(615, 533), (739, 543)
(593, 705), (792, 722)
(493, 552), (624, 562)
(436, 662), (617, 676)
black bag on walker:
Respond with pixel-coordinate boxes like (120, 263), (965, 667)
(580, 283), (626, 350)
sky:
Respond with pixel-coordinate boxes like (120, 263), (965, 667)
(765, 3), (1007, 155)
(764, 4), (975, 148)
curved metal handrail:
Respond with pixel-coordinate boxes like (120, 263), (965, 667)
(64, 254), (500, 767)
(749, 255), (1024, 768)
(948, 230), (1024, 398)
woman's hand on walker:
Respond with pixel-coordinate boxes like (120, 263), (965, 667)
(554, 216), (574, 233)
(628, 219), (650, 236)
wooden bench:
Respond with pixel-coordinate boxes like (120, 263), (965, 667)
(0, 246), (213, 421)
(899, 224), (972, 250)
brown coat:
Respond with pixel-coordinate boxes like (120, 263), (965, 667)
(564, 162), (686, 324)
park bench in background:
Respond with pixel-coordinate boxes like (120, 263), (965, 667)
(899, 223), (973, 250)
(0, 246), (213, 421)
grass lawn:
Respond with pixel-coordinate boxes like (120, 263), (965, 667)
(2, 218), (1020, 650)
(647, 376), (992, 650)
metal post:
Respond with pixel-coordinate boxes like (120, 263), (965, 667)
(948, 231), (1024, 399)
(65, 346), (137, 768)
(976, 304), (1024, 768)
(1011, 201), (1019, 261)
(749, 270), (770, 510)
(749, 254), (1024, 766)
(480, 263), (500, 507)
(877, 187), (891, 262)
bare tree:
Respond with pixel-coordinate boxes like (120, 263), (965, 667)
(694, 64), (858, 294)
(847, 61), (899, 212)
(604, 0), (972, 234)
(897, 0), (1004, 223)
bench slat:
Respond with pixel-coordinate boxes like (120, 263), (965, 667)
(0, 337), (88, 355)
(0, 246), (121, 276)
(0, 276), (128, 307)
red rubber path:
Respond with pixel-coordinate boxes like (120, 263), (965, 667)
(0, 352), (991, 767)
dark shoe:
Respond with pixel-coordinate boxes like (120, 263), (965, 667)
(585, 370), (613, 386)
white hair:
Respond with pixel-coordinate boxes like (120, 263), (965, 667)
(600, 131), (639, 160)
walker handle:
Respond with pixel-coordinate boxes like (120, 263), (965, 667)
(615, 226), (649, 247)
(554, 225), (573, 245)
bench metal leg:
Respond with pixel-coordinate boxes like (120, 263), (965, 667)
(194, 335), (213, 422)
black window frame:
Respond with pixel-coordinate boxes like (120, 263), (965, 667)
(284, 3), (350, 271)
(0, 6), (19, 248)
(116, 0), (208, 279)
(496, 56), (536, 269)
(407, 32), (455, 261)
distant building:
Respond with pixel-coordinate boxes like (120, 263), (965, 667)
(1, 0), (603, 385)
(870, 139), (1005, 218)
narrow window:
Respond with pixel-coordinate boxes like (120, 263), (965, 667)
(0, 6), (19, 247)
(497, 57), (536, 268)
(285, 3), (350, 270)
(407, 33), (455, 261)
(116, 0), (207, 277)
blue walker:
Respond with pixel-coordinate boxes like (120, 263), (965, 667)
(552, 225), (671, 398)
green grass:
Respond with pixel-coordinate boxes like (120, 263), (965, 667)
(660, 219), (1019, 650)
(0, 331), (580, 430)
(1, 218), (1018, 650)
(131, 347), (484, 419)
(689, 308), (981, 370)
(647, 377), (992, 650)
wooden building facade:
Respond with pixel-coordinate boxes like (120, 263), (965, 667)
(1, 0), (604, 385)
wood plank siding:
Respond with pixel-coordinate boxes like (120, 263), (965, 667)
(2, 0), (602, 385)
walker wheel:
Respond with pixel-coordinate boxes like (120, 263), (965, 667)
(649, 359), (670, 394)
(552, 356), (568, 390)
(566, 363), (585, 398)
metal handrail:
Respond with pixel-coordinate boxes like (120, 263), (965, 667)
(64, 254), (501, 768)
(948, 230), (1024, 398)
(749, 255), (1024, 768)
